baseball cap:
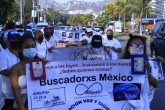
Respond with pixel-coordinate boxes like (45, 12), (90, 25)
(7, 30), (21, 39)
(86, 28), (93, 33)
(91, 35), (103, 48)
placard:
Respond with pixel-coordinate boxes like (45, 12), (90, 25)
(26, 60), (149, 110)
(131, 55), (146, 75)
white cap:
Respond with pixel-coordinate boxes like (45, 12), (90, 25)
(86, 28), (93, 33)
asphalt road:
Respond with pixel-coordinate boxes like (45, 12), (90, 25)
(118, 38), (165, 110)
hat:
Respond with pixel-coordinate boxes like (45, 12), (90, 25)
(91, 35), (103, 48)
(7, 30), (21, 39)
(86, 28), (93, 33)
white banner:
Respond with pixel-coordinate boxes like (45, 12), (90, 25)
(27, 60), (149, 110)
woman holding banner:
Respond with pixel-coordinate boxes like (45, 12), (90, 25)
(123, 34), (158, 109)
(9, 35), (39, 110)
(85, 35), (109, 60)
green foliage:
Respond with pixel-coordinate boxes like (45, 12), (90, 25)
(96, 14), (109, 28)
(0, 0), (19, 24)
(67, 14), (94, 26)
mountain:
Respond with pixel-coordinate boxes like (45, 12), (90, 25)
(38, 0), (114, 15)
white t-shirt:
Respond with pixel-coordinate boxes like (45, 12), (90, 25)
(86, 47), (109, 60)
(36, 39), (51, 60)
(0, 49), (20, 99)
(102, 37), (121, 60)
(80, 35), (92, 44)
(46, 36), (57, 48)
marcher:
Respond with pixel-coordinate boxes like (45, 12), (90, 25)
(85, 35), (109, 60)
(44, 27), (57, 48)
(102, 29), (122, 59)
(123, 34), (158, 109)
(0, 31), (21, 110)
(10, 35), (39, 110)
(34, 30), (53, 60)
(4, 22), (17, 41)
(80, 28), (93, 44)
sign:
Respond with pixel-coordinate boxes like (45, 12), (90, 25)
(26, 60), (149, 110)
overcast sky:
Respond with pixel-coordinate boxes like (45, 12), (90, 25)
(55, 0), (103, 4)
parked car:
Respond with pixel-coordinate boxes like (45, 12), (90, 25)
(150, 21), (165, 57)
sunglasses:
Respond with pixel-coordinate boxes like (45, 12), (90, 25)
(130, 43), (144, 49)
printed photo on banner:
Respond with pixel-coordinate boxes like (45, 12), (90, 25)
(113, 83), (141, 101)
(30, 59), (46, 80)
(150, 59), (164, 80)
(131, 55), (146, 75)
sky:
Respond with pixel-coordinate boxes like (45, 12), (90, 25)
(55, 0), (103, 4)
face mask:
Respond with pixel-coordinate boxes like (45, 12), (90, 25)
(107, 35), (113, 40)
(38, 37), (43, 42)
(23, 48), (37, 59)
(129, 47), (144, 55)
(9, 41), (20, 49)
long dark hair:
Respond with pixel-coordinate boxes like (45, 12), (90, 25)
(123, 34), (147, 59)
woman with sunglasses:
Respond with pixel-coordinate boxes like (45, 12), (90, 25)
(123, 34), (158, 109)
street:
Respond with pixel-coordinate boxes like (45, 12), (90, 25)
(118, 37), (165, 110)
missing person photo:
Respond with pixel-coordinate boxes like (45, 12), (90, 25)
(32, 61), (43, 78)
(131, 55), (146, 74)
(62, 32), (66, 37)
(134, 57), (144, 72)
(75, 33), (79, 39)
(150, 59), (164, 80)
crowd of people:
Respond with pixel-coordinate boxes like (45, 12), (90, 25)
(0, 21), (164, 110)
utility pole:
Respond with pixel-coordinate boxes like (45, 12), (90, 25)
(32, 0), (35, 22)
(20, 0), (23, 24)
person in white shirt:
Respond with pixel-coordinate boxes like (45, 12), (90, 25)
(102, 29), (122, 60)
(34, 30), (52, 60)
(80, 28), (93, 45)
(3, 21), (17, 41)
(0, 31), (21, 110)
(44, 28), (57, 48)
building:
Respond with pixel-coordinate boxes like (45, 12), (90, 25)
(151, 0), (165, 18)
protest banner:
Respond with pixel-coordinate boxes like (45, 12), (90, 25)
(26, 60), (149, 110)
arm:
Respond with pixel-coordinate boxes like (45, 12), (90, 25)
(111, 47), (122, 53)
(0, 69), (11, 76)
(0, 52), (10, 76)
(10, 68), (25, 110)
(148, 71), (158, 88)
(156, 56), (165, 63)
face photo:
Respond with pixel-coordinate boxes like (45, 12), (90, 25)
(150, 59), (164, 80)
(62, 32), (66, 37)
(32, 61), (43, 78)
(134, 57), (144, 72)
(69, 33), (73, 38)
(75, 33), (79, 39)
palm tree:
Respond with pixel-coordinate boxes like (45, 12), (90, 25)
(115, 0), (129, 33)
(125, 0), (152, 35)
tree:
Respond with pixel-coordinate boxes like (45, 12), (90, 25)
(96, 14), (109, 28)
(125, 0), (152, 35)
(0, 0), (19, 24)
